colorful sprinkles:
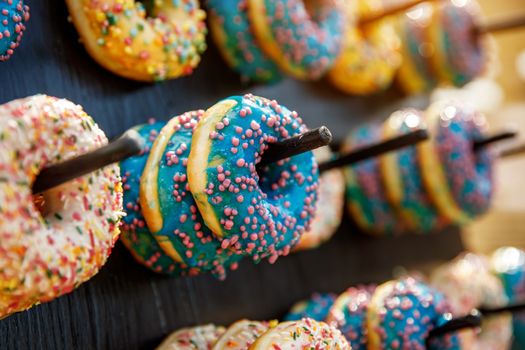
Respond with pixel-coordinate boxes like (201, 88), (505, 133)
(248, 0), (347, 80)
(65, 0), (207, 81)
(207, 0), (282, 83)
(0, 95), (123, 318)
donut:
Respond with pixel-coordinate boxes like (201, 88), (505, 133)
(327, 0), (401, 95)
(157, 324), (226, 350)
(343, 123), (406, 235)
(326, 286), (375, 350)
(207, 0), (282, 83)
(187, 94), (319, 263)
(430, 253), (513, 350)
(491, 246), (525, 303)
(367, 277), (461, 350)
(247, 0), (347, 80)
(120, 121), (193, 276)
(380, 109), (449, 233)
(0, 95), (123, 318)
(491, 247), (525, 350)
(419, 100), (494, 225)
(294, 148), (344, 251)
(65, 0), (207, 82)
(140, 111), (242, 280)
(284, 293), (336, 321)
(396, 4), (439, 94)
(0, 0), (29, 61)
(427, 0), (487, 87)
(249, 318), (351, 350)
(213, 320), (270, 350)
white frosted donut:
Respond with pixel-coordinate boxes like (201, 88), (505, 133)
(294, 148), (345, 251)
(0, 95), (123, 318)
(249, 318), (351, 350)
(157, 324), (226, 350)
(213, 320), (269, 350)
(430, 253), (512, 349)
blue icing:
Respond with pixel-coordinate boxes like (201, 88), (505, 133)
(0, 0), (28, 60)
(207, 0), (282, 83)
(512, 313), (525, 350)
(120, 122), (188, 275)
(437, 109), (493, 218)
(345, 124), (401, 234)
(197, 95), (318, 262)
(261, 0), (345, 78)
(284, 293), (335, 321)
(152, 112), (244, 279)
(374, 278), (461, 350)
(394, 114), (445, 233)
(330, 287), (374, 350)
(403, 18), (438, 91)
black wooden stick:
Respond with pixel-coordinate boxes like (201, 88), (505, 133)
(32, 130), (143, 193)
(480, 301), (525, 315)
(319, 129), (428, 173)
(473, 130), (517, 152)
(427, 311), (482, 342)
(257, 126), (333, 169)
(476, 13), (525, 35)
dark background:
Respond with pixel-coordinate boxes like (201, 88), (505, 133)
(0, 1), (464, 349)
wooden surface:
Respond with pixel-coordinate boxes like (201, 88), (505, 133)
(0, 1), (464, 349)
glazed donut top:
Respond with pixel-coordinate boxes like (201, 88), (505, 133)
(66, 0), (207, 81)
(0, 95), (123, 317)
(0, 0), (29, 61)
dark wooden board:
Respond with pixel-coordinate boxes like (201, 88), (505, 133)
(0, 1), (464, 349)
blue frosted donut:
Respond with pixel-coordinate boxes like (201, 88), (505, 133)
(248, 0), (347, 80)
(188, 94), (319, 263)
(120, 122), (191, 276)
(380, 109), (449, 233)
(428, 0), (486, 87)
(140, 111), (243, 280)
(207, 0), (282, 83)
(343, 123), (405, 235)
(420, 101), (494, 225)
(367, 277), (461, 350)
(396, 4), (439, 94)
(284, 293), (336, 321)
(0, 0), (29, 61)
(326, 286), (375, 350)
(492, 247), (525, 303)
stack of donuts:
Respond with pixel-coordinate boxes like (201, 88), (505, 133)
(156, 317), (351, 350)
(284, 247), (525, 349)
(396, 0), (491, 94)
(285, 277), (461, 349)
(343, 99), (494, 235)
(119, 94), (323, 279)
(0, 95), (123, 318)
